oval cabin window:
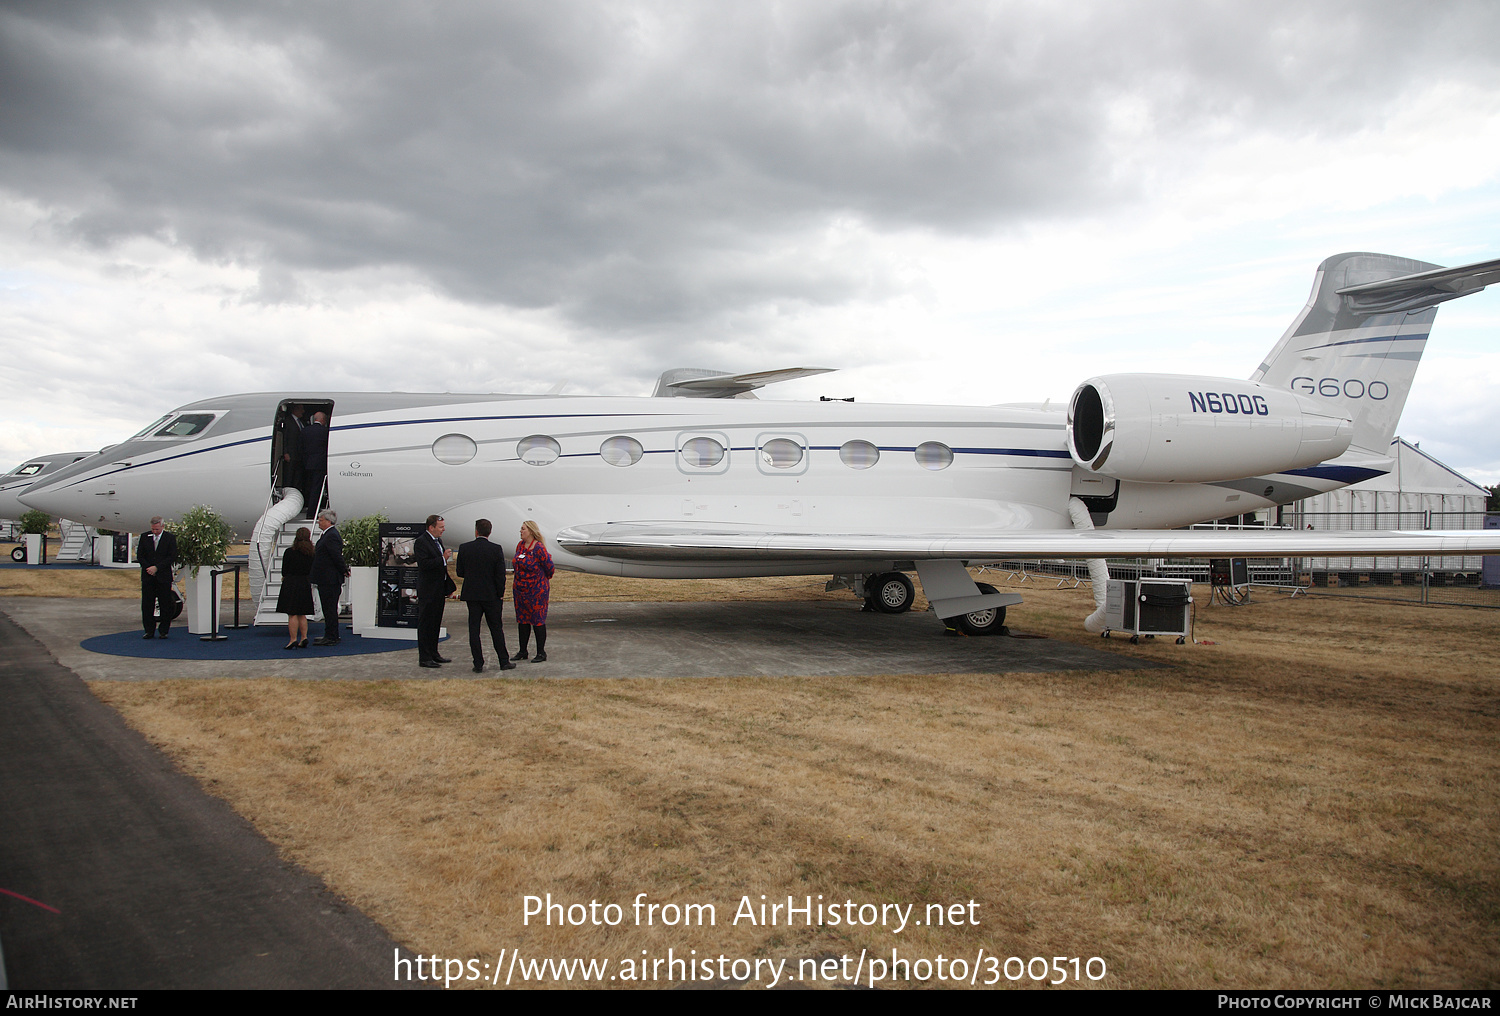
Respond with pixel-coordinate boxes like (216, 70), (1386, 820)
(600, 436), (644, 467)
(760, 438), (803, 469)
(432, 434), (478, 465)
(517, 435), (561, 466)
(839, 440), (879, 469)
(914, 441), (953, 470)
(680, 436), (725, 468)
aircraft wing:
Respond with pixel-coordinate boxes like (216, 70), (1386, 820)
(556, 523), (1500, 563)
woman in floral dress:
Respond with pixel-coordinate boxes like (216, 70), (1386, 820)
(512, 520), (554, 662)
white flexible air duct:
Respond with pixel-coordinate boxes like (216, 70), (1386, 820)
(1067, 497), (1109, 633)
(248, 488), (304, 609)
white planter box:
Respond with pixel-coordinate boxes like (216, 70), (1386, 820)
(183, 568), (227, 635)
(23, 533), (45, 564)
(349, 567), (378, 634)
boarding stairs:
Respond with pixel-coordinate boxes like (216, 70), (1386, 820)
(54, 520), (98, 562)
(251, 479), (352, 626)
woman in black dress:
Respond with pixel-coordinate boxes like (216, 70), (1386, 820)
(276, 527), (316, 649)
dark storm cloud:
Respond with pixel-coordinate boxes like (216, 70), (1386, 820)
(2, 1), (1497, 330)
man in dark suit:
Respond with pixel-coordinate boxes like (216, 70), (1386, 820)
(278, 402), (305, 493)
(137, 515), (177, 638)
(415, 514), (455, 668)
(456, 519), (515, 674)
(300, 410), (330, 517)
(311, 509), (349, 646)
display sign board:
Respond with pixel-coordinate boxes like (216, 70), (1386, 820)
(377, 522), (426, 628)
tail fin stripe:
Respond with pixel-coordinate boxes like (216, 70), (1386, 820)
(1349, 351), (1423, 361)
(1301, 333), (1427, 351)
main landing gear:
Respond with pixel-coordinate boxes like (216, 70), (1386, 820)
(947, 581), (1008, 636)
(865, 571), (915, 614)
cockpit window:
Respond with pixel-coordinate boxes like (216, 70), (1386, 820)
(16, 463), (45, 476)
(130, 415), (174, 440)
(152, 414), (216, 438)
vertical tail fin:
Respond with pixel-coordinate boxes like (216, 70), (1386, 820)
(1251, 252), (1500, 457)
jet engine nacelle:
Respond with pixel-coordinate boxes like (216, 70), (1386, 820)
(1067, 373), (1352, 483)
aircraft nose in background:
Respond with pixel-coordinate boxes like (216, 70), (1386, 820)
(18, 479), (93, 523)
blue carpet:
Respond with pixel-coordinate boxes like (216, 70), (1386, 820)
(81, 624), (442, 660)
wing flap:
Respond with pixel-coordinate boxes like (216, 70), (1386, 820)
(556, 522), (1500, 563)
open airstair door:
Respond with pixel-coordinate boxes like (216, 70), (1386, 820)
(254, 397), (334, 619)
(269, 397), (334, 516)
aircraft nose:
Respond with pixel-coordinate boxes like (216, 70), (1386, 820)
(18, 481), (86, 521)
(0, 483), (32, 520)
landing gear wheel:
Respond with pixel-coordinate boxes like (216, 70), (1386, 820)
(952, 581), (1007, 636)
(867, 572), (915, 614)
(11, 546), (24, 562)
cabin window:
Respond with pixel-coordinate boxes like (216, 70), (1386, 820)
(600, 436), (643, 467)
(915, 441), (953, 470)
(517, 435), (561, 466)
(432, 434), (478, 465)
(15, 463), (45, 476)
(759, 438), (803, 469)
(839, 440), (879, 469)
(680, 436), (725, 468)
(153, 413), (216, 438)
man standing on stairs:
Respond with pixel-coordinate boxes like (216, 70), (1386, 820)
(311, 509), (348, 646)
(301, 410), (330, 517)
(279, 402), (305, 494)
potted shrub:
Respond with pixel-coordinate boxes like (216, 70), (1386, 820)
(18, 509), (51, 564)
(170, 505), (236, 634)
(340, 512), (387, 635)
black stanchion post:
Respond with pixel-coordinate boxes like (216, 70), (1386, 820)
(201, 568), (231, 642)
(225, 563), (249, 629)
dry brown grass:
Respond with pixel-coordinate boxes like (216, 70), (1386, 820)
(0, 544), (264, 600)
(84, 574), (1500, 989)
(0, 560), (921, 607)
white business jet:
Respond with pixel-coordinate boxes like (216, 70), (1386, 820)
(1, 451), (99, 540)
(21, 251), (1500, 632)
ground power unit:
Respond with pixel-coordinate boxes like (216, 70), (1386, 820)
(1103, 578), (1193, 644)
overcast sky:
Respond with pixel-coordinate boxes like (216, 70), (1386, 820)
(2, 1), (1498, 485)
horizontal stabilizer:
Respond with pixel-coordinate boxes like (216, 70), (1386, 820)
(1336, 254), (1500, 315)
(652, 367), (835, 399)
(556, 522), (1500, 564)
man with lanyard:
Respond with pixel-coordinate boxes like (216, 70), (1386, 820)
(311, 509), (350, 646)
(137, 515), (177, 639)
(414, 514), (456, 668)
